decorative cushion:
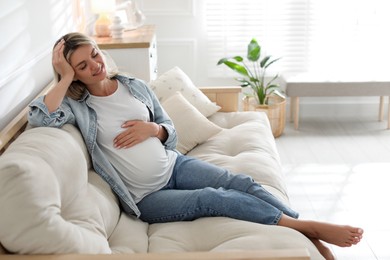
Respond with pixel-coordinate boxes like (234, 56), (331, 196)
(0, 127), (111, 254)
(162, 92), (222, 154)
(150, 66), (221, 117)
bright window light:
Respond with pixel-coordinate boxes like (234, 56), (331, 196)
(205, 0), (390, 79)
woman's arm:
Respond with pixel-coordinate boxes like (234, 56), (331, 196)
(28, 40), (76, 128)
(45, 39), (75, 113)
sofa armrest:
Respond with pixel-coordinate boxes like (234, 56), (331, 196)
(0, 249), (310, 260)
(199, 86), (241, 112)
(0, 80), (55, 155)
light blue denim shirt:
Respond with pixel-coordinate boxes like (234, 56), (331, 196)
(28, 75), (178, 217)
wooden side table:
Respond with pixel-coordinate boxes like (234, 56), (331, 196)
(94, 25), (157, 82)
(199, 86), (242, 112)
(286, 74), (390, 129)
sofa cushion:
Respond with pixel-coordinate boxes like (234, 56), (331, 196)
(108, 213), (149, 254)
(162, 92), (222, 154)
(0, 126), (111, 254)
(61, 124), (121, 239)
(150, 66), (221, 117)
(187, 111), (289, 203)
(148, 217), (323, 259)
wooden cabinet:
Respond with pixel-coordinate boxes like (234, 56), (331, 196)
(94, 25), (157, 82)
(199, 86), (242, 112)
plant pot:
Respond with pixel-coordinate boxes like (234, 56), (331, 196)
(243, 95), (286, 138)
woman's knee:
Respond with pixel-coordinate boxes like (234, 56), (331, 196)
(227, 173), (258, 192)
(197, 187), (234, 208)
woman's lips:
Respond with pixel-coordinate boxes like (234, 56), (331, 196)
(93, 64), (105, 76)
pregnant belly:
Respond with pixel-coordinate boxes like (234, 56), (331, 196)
(110, 137), (170, 183)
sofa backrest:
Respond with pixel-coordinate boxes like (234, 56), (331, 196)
(0, 125), (120, 254)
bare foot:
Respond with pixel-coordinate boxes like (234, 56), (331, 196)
(278, 215), (364, 247)
(305, 221), (363, 247)
(310, 238), (335, 260)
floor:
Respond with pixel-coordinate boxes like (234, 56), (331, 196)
(275, 111), (390, 260)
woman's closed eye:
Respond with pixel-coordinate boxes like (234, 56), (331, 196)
(74, 48), (100, 71)
(79, 62), (87, 70)
(92, 50), (99, 58)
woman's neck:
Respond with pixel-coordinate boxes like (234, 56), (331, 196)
(87, 78), (117, 97)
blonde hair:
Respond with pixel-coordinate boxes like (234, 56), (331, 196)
(53, 32), (118, 100)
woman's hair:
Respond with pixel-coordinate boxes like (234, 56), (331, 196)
(53, 32), (118, 100)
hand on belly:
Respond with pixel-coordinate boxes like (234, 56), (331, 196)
(114, 120), (157, 149)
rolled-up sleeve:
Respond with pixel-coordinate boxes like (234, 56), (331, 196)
(145, 86), (177, 150)
(28, 96), (75, 128)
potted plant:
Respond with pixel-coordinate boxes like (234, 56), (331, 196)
(217, 38), (286, 137)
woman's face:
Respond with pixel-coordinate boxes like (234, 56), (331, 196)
(69, 44), (107, 85)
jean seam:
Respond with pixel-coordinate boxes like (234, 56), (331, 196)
(272, 210), (283, 225)
(145, 207), (223, 223)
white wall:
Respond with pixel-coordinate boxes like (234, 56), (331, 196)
(141, 0), (237, 87)
(0, 0), (383, 131)
(141, 0), (383, 118)
(0, 0), (81, 131)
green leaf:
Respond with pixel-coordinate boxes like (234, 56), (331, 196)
(235, 78), (251, 87)
(217, 56), (244, 65)
(264, 57), (281, 69)
(260, 56), (271, 68)
(265, 84), (280, 92)
(221, 60), (249, 77)
(249, 77), (260, 83)
(232, 56), (244, 62)
(217, 58), (227, 65)
(266, 74), (279, 87)
(247, 39), (261, 62)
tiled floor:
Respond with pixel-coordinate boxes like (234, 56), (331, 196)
(275, 114), (390, 260)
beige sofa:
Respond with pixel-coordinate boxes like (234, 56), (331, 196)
(0, 67), (323, 259)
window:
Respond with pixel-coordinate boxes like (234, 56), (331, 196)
(205, 0), (390, 79)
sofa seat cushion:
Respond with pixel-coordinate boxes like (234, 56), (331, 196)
(148, 217), (323, 259)
(187, 111), (289, 203)
(108, 213), (149, 254)
(0, 126), (113, 254)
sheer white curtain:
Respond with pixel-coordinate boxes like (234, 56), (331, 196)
(205, 0), (390, 79)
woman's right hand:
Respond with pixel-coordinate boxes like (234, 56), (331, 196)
(44, 39), (75, 113)
(52, 39), (75, 80)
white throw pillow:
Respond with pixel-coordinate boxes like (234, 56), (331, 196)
(150, 67), (221, 117)
(162, 92), (222, 154)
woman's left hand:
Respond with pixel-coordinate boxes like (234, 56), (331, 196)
(114, 120), (158, 149)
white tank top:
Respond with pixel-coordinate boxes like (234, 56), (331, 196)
(89, 81), (177, 203)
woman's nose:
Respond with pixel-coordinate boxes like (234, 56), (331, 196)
(90, 60), (100, 70)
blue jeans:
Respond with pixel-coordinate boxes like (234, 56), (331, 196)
(137, 154), (299, 224)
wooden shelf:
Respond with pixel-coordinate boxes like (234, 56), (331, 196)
(93, 25), (156, 49)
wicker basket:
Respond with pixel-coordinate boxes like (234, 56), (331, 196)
(243, 96), (286, 138)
